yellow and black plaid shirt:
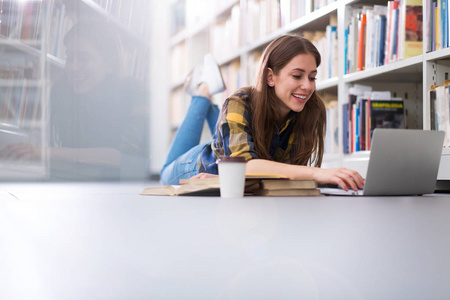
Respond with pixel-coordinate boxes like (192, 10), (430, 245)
(199, 87), (298, 174)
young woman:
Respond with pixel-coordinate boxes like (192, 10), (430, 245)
(161, 34), (364, 191)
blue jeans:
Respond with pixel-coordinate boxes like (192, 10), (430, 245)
(160, 96), (219, 185)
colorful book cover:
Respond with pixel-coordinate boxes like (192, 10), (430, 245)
(403, 0), (423, 58)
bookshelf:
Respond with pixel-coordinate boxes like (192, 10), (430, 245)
(166, 0), (450, 181)
(0, 0), (151, 180)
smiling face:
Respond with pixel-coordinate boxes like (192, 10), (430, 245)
(267, 53), (317, 118)
(64, 36), (111, 94)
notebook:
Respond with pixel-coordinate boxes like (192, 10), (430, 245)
(320, 129), (445, 196)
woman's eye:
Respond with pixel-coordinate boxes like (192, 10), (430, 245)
(309, 77), (317, 81)
(293, 75), (301, 79)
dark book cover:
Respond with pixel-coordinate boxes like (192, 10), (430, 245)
(369, 100), (406, 140)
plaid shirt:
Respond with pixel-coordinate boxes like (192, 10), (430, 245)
(198, 87), (298, 174)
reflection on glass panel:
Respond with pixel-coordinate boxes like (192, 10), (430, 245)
(0, 0), (151, 181)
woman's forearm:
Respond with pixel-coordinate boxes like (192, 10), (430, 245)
(245, 159), (315, 179)
(245, 158), (365, 191)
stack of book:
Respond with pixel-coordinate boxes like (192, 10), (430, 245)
(253, 178), (320, 196)
(141, 175), (320, 197)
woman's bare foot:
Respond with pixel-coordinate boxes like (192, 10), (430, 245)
(195, 83), (212, 100)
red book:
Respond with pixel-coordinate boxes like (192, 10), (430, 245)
(385, 1), (400, 64)
(357, 13), (367, 71)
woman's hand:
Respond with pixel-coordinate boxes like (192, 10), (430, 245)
(312, 167), (365, 191)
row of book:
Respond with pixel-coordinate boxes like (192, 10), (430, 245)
(0, 85), (41, 129)
(427, 0), (450, 52)
(0, 0), (44, 50)
(325, 100), (339, 154)
(91, 0), (151, 37)
(0, 59), (39, 81)
(210, 4), (241, 61)
(345, 0), (423, 74)
(48, 2), (75, 58)
(246, 0), (336, 44)
(429, 82), (450, 146)
(171, 0), (336, 40)
(302, 15), (338, 80)
(343, 85), (406, 153)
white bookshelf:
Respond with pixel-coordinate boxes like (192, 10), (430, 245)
(165, 0), (450, 180)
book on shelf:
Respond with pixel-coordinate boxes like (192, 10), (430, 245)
(357, 10), (367, 71)
(343, 86), (405, 153)
(429, 84), (438, 130)
(367, 5), (388, 69)
(344, 1), (402, 74)
(345, 84), (371, 153)
(0, 83), (40, 129)
(429, 81), (450, 146)
(369, 99), (406, 145)
(302, 30), (326, 81)
(427, 0), (449, 51)
(342, 102), (349, 153)
(364, 6), (374, 71)
(344, 6), (361, 74)
(400, 0), (423, 59)
(170, 0), (186, 36)
(303, 14), (337, 81)
(326, 24), (338, 78)
(345, 4), (390, 73)
(289, 0), (311, 23)
(325, 100), (339, 154)
(385, 1), (400, 64)
(376, 14), (387, 67)
(0, 1), (44, 49)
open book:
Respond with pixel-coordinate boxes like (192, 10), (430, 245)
(141, 174), (319, 197)
(140, 174), (279, 196)
(140, 183), (221, 196)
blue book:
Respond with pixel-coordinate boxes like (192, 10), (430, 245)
(442, 0), (448, 48)
(342, 103), (349, 154)
(378, 15), (386, 66)
(355, 104), (360, 151)
(392, 8), (399, 59)
(344, 28), (349, 74)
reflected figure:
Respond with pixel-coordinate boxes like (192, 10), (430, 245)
(0, 20), (149, 180)
(49, 20), (149, 180)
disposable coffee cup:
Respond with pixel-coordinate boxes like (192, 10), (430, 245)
(217, 156), (247, 198)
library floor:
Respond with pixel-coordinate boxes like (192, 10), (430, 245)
(2, 181), (450, 299)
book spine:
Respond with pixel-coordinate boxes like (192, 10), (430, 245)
(357, 13), (367, 71)
(342, 103), (349, 153)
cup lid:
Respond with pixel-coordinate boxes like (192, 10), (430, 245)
(217, 156), (246, 163)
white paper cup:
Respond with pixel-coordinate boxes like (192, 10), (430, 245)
(217, 156), (247, 198)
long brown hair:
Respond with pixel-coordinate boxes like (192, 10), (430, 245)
(250, 34), (326, 167)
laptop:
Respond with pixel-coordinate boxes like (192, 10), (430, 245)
(320, 129), (445, 196)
